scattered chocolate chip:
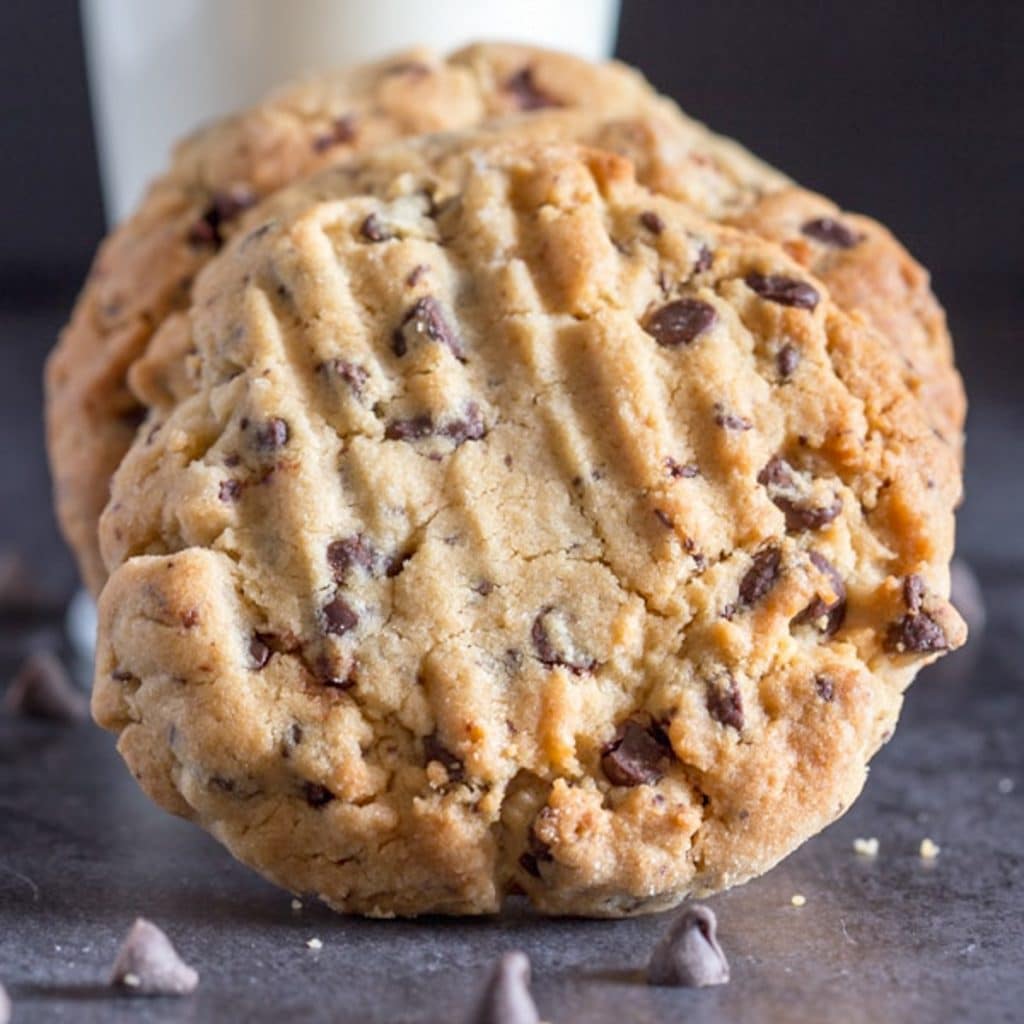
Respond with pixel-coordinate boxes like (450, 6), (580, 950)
(640, 211), (665, 234)
(647, 905), (730, 987)
(706, 675), (744, 730)
(531, 606), (596, 674)
(693, 244), (713, 273)
(793, 551), (847, 636)
(323, 596), (359, 635)
(327, 535), (377, 583)
(254, 418), (289, 450)
(815, 675), (835, 701)
(393, 296), (465, 360)
(440, 403), (487, 446)
(885, 612), (949, 654)
(423, 732), (464, 782)
(303, 782), (335, 808)
(903, 574), (926, 613)
(218, 479), (242, 503)
(714, 405), (753, 431)
(249, 634), (271, 670)
(180, 608), (200, 629)
(3, 651), (87, 722)
(745, 272), (820, 310)
(666, 457), (699, 479)
(739, 547), (782, 605)
(385, 413), (434, 441)
(802, 217), (862, 249)
(601, 718), (673, 786)
(473, 580), (495, 596)
(777, 343), (801, 378)
(360, 212), (393, 243)
(466, 952), (540, 1024)
(503, 67), (561, 111)
(110, 918), (199, 996)
(644, 299), (717, 347)
(312, 114), (357, 152)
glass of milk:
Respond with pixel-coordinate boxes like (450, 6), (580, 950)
(81, 0), (622, 224)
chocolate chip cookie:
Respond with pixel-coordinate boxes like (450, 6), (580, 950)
(46, 43), (962, 595)
(92, 138), (964, 917)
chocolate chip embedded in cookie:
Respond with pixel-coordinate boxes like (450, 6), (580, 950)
(92, 138), (963, 918)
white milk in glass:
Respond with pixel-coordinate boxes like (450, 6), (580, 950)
(81, 0), (621, 224)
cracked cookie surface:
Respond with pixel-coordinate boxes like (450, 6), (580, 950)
(93, 139), (964, 916)
(45, 42), (962, 594)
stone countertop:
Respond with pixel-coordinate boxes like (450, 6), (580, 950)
(1, 293), (1022, 1023)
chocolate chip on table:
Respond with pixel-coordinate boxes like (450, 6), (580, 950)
(531, 606), (596, 674)
(714, 404), (753, 431)
(327, 535), (378, 583)
(393, 296), (466, 360)
(647, 905), (730, 988)
(801, 217), (863, 249)
(644, 299), (717, 347)
(776, 343), (801, 378)
(249, 634), (271, 670)
(3, 651), (87, 723)
(745, 272), (820, 310)
(739, 546), (782, 606)
(254, 418), (289, 450)
(110, 918), (199, 996)
(601, 718), (674, 787)
(312, 113), (357, 152)
(639, 210), (665, 234)
(466, 951), (540, 1024)
(423, 732), (465, 782)
(359, 212), (393, 243)
(793, 551), (847, 637)
(303, 782), (335, 808)
(323, 595), (359, 635)
(503, 66), (561, 111)
(706, 675), (744, 730)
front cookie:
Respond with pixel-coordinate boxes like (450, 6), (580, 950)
(93, 139), (963, 916)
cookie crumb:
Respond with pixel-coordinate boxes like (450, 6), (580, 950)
(306, 938), (323, 950)
(110, 918), (198, 996)
(997, 777), (1014, 795)
(853, 837), (879, 857)
(790, 893), (807, 907)
(919, 838), (940, 861)
(647, 904), (729, 988)
(291, 898), (303, 911)
(466, 950), (539, 1024)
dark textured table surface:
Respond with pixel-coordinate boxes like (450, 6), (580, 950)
(2, 289), (1022, 1023)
